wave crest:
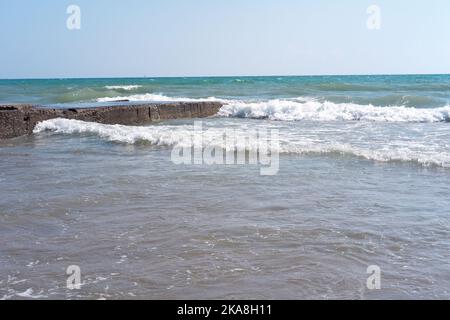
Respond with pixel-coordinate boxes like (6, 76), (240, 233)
(219, 99), (450, 123)
(104, 85), (142, 91)
(33, 119), (450, 168)
(97, 93), (224, 103)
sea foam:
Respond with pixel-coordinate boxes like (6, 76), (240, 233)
(97, 93), (450, 123)
(97, 93), (223, 103)
(104, 85), (142, 91)
(219, 98), (450, 123)
(34, 119), (450, 168)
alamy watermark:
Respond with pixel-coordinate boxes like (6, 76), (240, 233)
(66, 265), (81, 290)
(66, 5), (81, 30)
(366, 265), (381, 290)
(366, 5), (382, 30)
(171, 121), (280, 176)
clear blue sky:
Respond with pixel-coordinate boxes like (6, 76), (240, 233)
(1, 0), (449, 78)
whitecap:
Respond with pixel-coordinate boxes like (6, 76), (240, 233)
(33, 118), (450, 168)
(104, 85), (142, 91)
(219, 98), (450, 123)
(97, 93), (225, 103)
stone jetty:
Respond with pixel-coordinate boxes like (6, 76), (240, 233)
(0, 102), (223, 139)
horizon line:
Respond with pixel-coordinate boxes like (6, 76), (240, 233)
(1, 72), (449, 81)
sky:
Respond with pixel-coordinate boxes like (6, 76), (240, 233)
(0, 0), (450, 78)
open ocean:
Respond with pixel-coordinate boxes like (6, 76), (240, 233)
(1, 75), (450, 299)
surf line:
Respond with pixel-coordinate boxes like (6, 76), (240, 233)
(171, 121), (280, 176)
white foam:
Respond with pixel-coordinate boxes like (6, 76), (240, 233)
(219, 98), (450, 123)
(95, 94), (450, 124)
(34, 119), (450, 168)
(280, 142), (450, 168)
(97, 93), (224, 103)
(15, 288), (47, 299)
(104, 85), (142, 91)
(34, 118), (193, 145)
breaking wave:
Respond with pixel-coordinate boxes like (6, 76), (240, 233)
(97, 93), (224, 103)
(104, 85), (142, 91)
(219, 98), (450, 123)
(33, 119), (450, 168)
(94, 93), (450, 123)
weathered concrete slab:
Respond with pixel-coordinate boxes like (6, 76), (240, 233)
(0, 102), (223, 139)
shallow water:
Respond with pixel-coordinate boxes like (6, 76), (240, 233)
(1, 74), (450, 299)
(1, 117), (449, 300)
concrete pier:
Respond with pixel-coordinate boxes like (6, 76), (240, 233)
(0, 102), (223, 139)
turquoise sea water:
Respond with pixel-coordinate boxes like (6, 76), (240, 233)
(1, 75), (450, 299)
(1, 74), (450, 108)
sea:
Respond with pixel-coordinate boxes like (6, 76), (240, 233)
(0, 75), (449, 299)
